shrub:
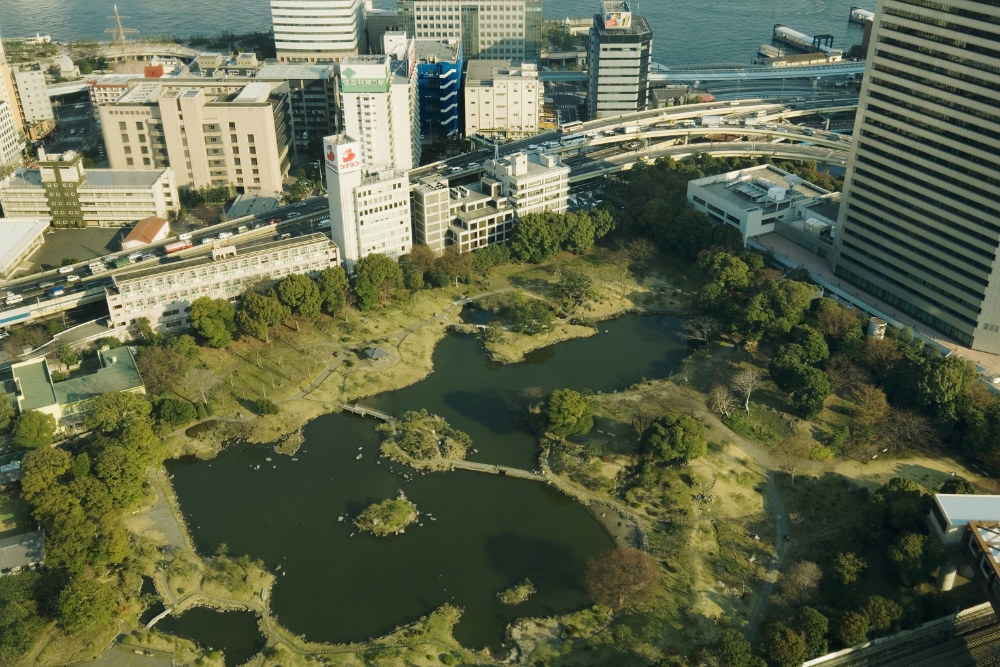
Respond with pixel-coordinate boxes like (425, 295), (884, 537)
(256, 398), (279, 415)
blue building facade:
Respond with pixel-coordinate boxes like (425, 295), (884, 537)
(415, 40), (463, 142)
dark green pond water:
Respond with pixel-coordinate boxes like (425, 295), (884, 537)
(165, 314), (685, 650)
(155, 608), (265, 666)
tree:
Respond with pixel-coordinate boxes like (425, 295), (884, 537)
(833, 552), (867, 585)
(860, 336), (902, 378)
(274, 273), (321, 317)
(682, 316), (720, 343)
(546, 389), (593, 437)
(58, 344), (79, 368)
(642, 412), (707, 462)
(730, 368), (762, 413)
(814, 299), (861, 339)
(838, 611), (870, 647)
(94, 445), (146, 509)
(719, 628), (763, 667)
(792, 325), (829, 364)
(850, 384), (889, 427)
(433, 246), (474, 287)
(170, 334), (200, 360)
(888, 533), (943, 585)
(564, 211), (596, 254)
(861, 595), (902, 633)
(584, 547), (660, 611)
(798, 607), (829, 658)
(764, 622), (808, 667)
(155, 397), (197, 427)
(355, 254), (404, 310)
(133, 317), (155, 342)
(236, 292), (289, 342)
(739, 279), (815, 342)
(189, 297), (236, 348)
(58, 578), (117, 635)
(85, 392), (152, 433)
(879, 407), (935, 455)
(709, 385), (738, 418)
(940, 478), (979, 494)
(778, 561), (822, 604)
(472, 244), (511, 274)
(592, 208), (615, 238)
(789, 365), (831, 419)
(12, 411), (56, 451)
(315, 266), (350, 316)
(554, 269), (596, 307)
(400, 244), (437, 289)
(510, 211), (567, 263)
(0, 398), (15, 433)
(498, 291), (554, 334)
(256, 398), (279, 415)
(135, 345), (191, 395)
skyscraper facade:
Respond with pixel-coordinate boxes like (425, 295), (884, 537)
(587, 1), (652, 119)
(831, 0), (1000, 353)
(397, 0), (542, 62)
(270, 0), (367, 62)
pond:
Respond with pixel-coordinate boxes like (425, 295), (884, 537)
(155, 608), (266, 666)
(166, 314), (686, 650)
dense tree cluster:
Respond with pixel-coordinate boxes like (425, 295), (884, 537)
(642, 412), (707, 462)
(545, 389), (594, 437)
(510, 209), (614, 263)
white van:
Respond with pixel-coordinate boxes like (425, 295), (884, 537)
(58, 265), (74, 274)
(179, 233), (193, 241)
(5, 293), (23, 306)
(89, 261), (108, 275)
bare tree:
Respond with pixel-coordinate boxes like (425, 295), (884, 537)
(778, 561), (822, 604)
(825, 352), (862, 394)
(708, 385), (738, 418)
(779, 458), (800, 482)
(682, 316), (720, 343)
(815, 301), (861, 339)
(585, 547), (660, 611)
(627, 238), (657, 266)
(879, 407), (937, 455)
(860, 337), (902, 378)
(850, 384), (889, 427)
(730, 368), (762, 413)
(184, 368), (220, 405)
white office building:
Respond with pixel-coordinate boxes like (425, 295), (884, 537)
(397, 0), (542, 61)
(270, 0), (367, 62)
(340, 34), (421, 171)
(0, 101), (23, 177)
(464, 60), (541, 139)
(325, 133), (412, 269)
(483, 150), (569, 216)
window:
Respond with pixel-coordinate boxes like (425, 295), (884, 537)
(232, 147), (239, 154)
(136, 121), (144, 130)
(231, 134), (238, 143)
(251, 157), (257, 165)
(140, 146), (148, 154)
(119, 122), (127, 130)
(247, 134), (255, 143)
(121, 134), (130, 143)
(126, 157), (134, 165)
(249, 146), (256, 154)
(143, 158), (151, 165)
(124, 146), (132, 154)
(228, 122), (236, 130)
(138, 134), (146, 142)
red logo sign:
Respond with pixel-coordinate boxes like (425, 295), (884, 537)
(342, 148), (356, 163)
(326, 145), (335, 162)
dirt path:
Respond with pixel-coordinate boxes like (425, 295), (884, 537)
(747, 470), (790, 642)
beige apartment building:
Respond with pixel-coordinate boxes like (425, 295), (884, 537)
(97, 79), (292, 192)
(106, 233), (339, 331)
(464, 61), (541, 138)
(412, 150), (566, 253)
(831, 0), (1000, 354)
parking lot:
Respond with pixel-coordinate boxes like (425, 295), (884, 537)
(25, 228), (123, 273)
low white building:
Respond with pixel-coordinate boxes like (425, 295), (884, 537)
(121, 216), (170, 251)
(0, 217), (49, 277)
(325, 133), (412, 270)
(106, 233), (339, 331)
(464, 60), (541, 139)
(411, 174), (515, 253)
(0, 150), (178, 228)
(482, 150), (569, 217)
(687, 164), (838, 245)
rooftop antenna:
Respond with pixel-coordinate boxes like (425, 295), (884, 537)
(494, 138), (499, 162)
(106, 5), (139, 58)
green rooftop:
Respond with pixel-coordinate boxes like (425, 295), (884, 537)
(11, 360), (58, 411)
(54, 347), (144, 407)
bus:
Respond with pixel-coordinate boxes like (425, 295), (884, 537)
(560, 132), (587, 145)
(558, 121), (584, 134)
(165, 240), (193, 254)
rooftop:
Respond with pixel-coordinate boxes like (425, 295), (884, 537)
(11, 359), (58, 411)
(692, 165), (832, 212)
(935, 495), (1000, 528)
(416, 39), (461, 63)
(465, 60), (537, 85)
(53, 346), (144, 407)
(0, 218), (49, 274)
(111, 232), (333, 285)
(807, 196), (842, 225)
(122, 216), (168, 246)
(83, 169), (169, 189)
(593, 12), (652, 36)
(0, 530), (44, 572)
(256, 62), (334, 81)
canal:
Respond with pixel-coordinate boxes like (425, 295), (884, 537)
(165, 314), (686, 651)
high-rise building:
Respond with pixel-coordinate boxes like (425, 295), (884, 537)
(414, 39), (463, 142)
(587, 1), (652, 119)
(831, 0), (1000, 353)
(340, 34), (421, 170)
(0, 34), (54, 142)
(464, 60), (540, 138)
(270, 0), (367, 62)
(397, 0), (542, 62)
(366, 9), (401, 54)
(97, 79), (293, 192)
(0, 101), (23, 178)
(324, 133), (412, 269)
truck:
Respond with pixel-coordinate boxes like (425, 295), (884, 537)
(115, 256), (134, 269)
(700, 116), (723, 128)
(49, 286), (65, 298)
(755, 109), (768, 117)
(621, 125), (640, 134)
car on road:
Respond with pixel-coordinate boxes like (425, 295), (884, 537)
(179, 233), (193, 241)
(237, 225), (248, 234)
(201, 238), (214, 245)
(38, 281), (55, 290)
(66, 275), (80, 283)
(5, 294), (23, 306)
(729, 100), (740, 106)
(128, 252), (143, 261)
(101, 255), (116, 263)
(802, 128), (816, 136)
(286, 212), (301, 218)
(278, 233), (291, 240)
(317, 217), (331, 229)
(528, 144), (540, 149)
(251, 222), (264, 230)
(49, 286), (65, 298)
(467, 162), (480, 168)
(140, 253), (156, 262)
(218, 232), (233, 240)
(58, 265), (74, 274)
(796, 97), (805, 101)
(268, 218), (280, 225)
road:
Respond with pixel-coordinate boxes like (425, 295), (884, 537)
(0, 197), (331, 321)
(410, 95), (857, 185)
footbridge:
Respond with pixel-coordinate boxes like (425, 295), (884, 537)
(336, 403), (393, 421)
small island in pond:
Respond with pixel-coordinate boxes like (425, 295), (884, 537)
(378, 409), (472, 466)
(354, 494), (419, 537)
(497, 578), (537, 605)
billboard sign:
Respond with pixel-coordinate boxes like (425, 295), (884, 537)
(325, 139), (362, 174)
(603, 11), (632, 28)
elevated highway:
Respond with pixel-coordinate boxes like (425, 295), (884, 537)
(540, 61), (865, 83)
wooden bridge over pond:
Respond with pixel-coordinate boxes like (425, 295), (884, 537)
(448, 459), (547, 481)
(336, 403), (393, 421)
